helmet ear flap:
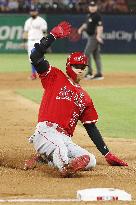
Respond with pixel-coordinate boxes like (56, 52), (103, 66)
(66, 63), (77, 82)
(66, 61), (70, 67)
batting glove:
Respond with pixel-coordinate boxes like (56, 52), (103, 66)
(50, 21), (71, 39)
(105, 152), (128, 166)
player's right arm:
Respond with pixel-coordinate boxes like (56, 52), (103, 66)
(30, 21), (71, 74)
(78, 23), (87, 35)
(22, 19), (29, 49)
(23, 19), (29, 41)
(84, 123), (128, 166)
(22, 31), (28, 41)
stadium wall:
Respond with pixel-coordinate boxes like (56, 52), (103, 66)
(0, 14), (136, 53)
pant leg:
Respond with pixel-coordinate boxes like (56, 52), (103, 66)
(32, 122), (69, 171)
(84, 36), (97, 75)
(64, 138), (96, 170)
(93, 43), (102, 75)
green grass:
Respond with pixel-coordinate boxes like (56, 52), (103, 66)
(0, 54), (30, 72)
(17, 87), (136, 139)
(86, 87), (136, 139)
(16, 89), (43, 104)
(0, 53), (136, 73)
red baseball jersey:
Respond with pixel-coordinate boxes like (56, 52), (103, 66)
(38, 66), (98, 136)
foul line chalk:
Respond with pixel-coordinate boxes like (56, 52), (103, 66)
(0, 198), (80, 203)
(0, 197), (134, 203)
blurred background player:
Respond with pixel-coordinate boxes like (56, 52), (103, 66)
(23, 5), (48, 80)
(78, 1), (104, 80)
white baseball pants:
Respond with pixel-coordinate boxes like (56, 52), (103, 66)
(31, 122), (96, 171)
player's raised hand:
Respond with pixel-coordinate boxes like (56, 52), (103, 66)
(50, 21), (71, 39)
(105, 152), (128, 166)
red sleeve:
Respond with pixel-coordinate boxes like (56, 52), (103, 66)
(38, 66), (58, 89)
(79, 99), (98, 124)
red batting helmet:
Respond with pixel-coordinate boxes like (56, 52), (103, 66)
(67, 52), (88, 66)
(66, 52), (88, 82)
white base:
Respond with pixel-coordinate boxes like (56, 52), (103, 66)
(77, 188), (131, 201)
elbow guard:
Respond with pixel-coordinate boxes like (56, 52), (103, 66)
(39, 34), (55, 53)
(30, 48), (44, 66)
(30, 34), (55, 74)
(30, 34), (55, 65)
(30, 48), (49, 74)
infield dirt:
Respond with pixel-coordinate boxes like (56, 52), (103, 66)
(0, 72), (136, 205)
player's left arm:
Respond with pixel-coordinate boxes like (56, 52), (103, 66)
(22, 31), (28, 40)
(96, 15), (103, 44)
(30, 21), (71, 74)
(30, 34), (55, 74)
(96, 26), (103, 44)
(84, 123), (128, 166)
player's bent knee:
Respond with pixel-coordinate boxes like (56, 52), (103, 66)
(85, 154), (96, 170)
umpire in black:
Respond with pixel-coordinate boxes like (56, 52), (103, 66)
(78, 1), (104, 80)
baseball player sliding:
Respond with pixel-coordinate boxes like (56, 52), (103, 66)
(24, 21), (128, 177)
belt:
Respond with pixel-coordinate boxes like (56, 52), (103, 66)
(45, 122), (70, 137)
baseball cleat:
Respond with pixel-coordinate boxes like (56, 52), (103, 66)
(91, 73), (104, 80)
(29, 73), (37, 80)
(60, 155), (90, 177)
(24, 158), (37, 170)
(84, 74), (94, 80)
(23, 154), (48, 170)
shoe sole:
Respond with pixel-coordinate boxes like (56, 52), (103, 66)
(84, 75), (94, 80)
(28, 77), (37, 80)
(91, 77), (104, 80)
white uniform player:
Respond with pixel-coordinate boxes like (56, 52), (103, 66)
(23, 6), (47, 80)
